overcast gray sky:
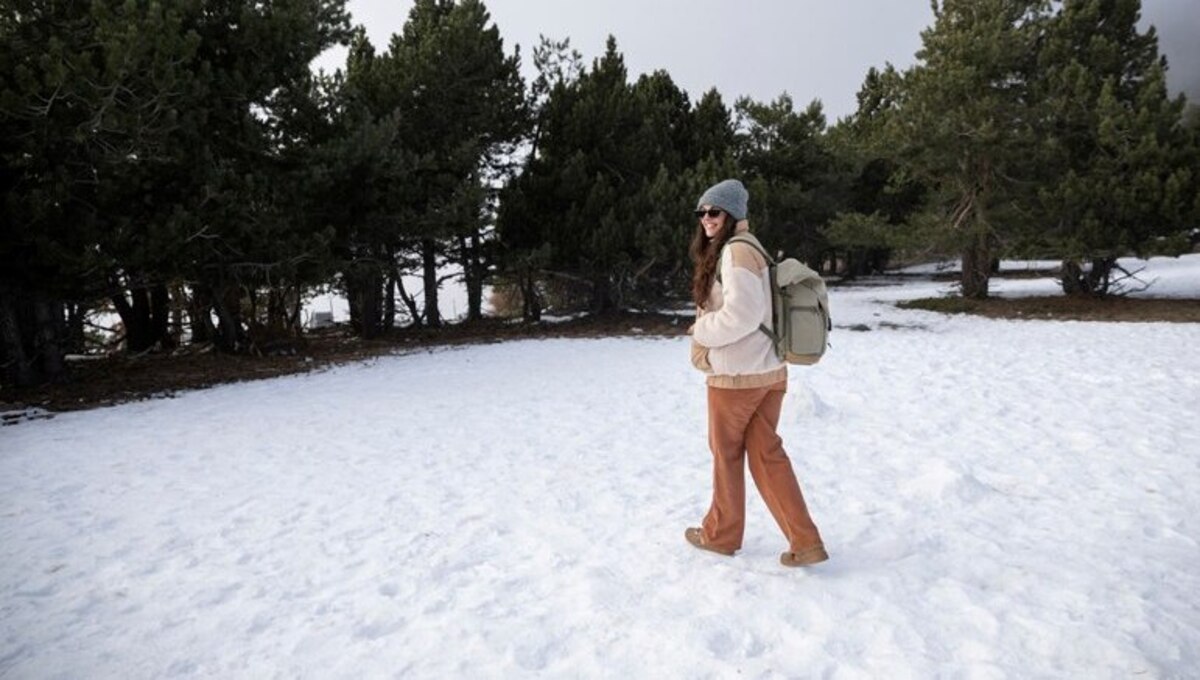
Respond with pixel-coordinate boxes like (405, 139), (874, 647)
(311, 0), (1199, 121)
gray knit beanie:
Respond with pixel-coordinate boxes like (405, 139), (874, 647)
(696, 179), (749, 221)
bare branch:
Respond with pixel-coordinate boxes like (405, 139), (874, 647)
(1109, 263), (1155, 296)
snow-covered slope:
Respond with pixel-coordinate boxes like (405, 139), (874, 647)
(2, 258), (1199, 679)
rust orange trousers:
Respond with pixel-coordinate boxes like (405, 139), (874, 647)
(701, 381), (824, 554)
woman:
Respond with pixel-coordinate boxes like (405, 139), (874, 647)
(685, 179), (828, 568)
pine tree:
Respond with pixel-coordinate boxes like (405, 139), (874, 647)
(1033, 0), (1193, 295)
(735, 94), (845, 270)
(1, 1), (206, 377)
(884, 0), (1050, 298)
(690, 89), (736, 166)
(493, 36), (582, 322)
(500, 37), (638, 313)
(498, 37), (728, 314)
(1, 0), (351, 377)
(315, 30), (421, 337)
(384, 0), (525, 327)
(825, 65), (927, 276)
(172, 0), (350, 352)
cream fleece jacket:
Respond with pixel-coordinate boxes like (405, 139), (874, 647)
(692, 235), (786, 389)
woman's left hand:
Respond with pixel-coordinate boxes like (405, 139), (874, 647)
(690, 339), (712, 373)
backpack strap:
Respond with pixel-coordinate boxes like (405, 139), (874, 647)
(724, 233), (776, 266)
(715, 233), (774, 284)
(716, 233), (778, 345)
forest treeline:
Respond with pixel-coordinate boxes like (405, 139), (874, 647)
(3, 0), (1198, 386)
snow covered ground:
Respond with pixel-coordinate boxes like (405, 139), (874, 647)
(894, 254), (1200, 299)
(2, 256), (1199, 679)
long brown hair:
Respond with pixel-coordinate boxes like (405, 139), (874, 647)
(689, 213), (737, 308)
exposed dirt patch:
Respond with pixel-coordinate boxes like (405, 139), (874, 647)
(7, 296), (1197, 417)
(1, 312), (689, 415)
(898, 296), (1200, 323)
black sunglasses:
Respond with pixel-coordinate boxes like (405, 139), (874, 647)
(694, 208), (724, 219)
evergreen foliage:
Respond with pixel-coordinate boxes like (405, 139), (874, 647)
(1031, 0), (1196, 295)
(2, 0), (1195, 388)
(1, 0), (350, 383)
(825, 65), (927, 275)
(733, 95), (853, 271)
(878, 0), (1051, 299)
(314, 2), (525, 333)
(498, 37), (733, 316)
(384, 0), (525, 326)
(849, 0), (1194, 297)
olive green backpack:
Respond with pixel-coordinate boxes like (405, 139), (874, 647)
(721, 234), (832, 365)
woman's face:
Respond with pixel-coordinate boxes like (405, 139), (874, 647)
(698, 205), (726, 239)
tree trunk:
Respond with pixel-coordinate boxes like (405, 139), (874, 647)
(590, 274), (615, 314)
(422, 238), (441, 328)
(0, 287), (35, 387)
(188, 285), (216, 344)
(151, 284), (171, 349)
(348, 267), (383, 339)
(0, 288), (71, 386)
(960, 228), (993, 300)
(111, 282), (173, 352)
(346, 277), (361, 331)
(65, 302), (87, 354)
(266, 289), (282, 331)
(265, 287), (301, 336)
(1061, 260), (1085, 296)
(868, 248), (890, 274)
(1061, 257), (1116, 297)
(170, 283), (187, 346)
(111, 288), (143, 351)
(520, 267), (542, 323)
(211, 282), (247, 353)
(464, 232), (484, 322)
(383, 244), (399, 331)
(287, 287), (303, 332)
(32, 296), (66, 381)
(396, 275), (422, 328)
(384, 276), (396, 331)
(361, 272), (382, 338)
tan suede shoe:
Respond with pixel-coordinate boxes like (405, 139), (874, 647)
(684, 527), (735, 556)
(780, 544), (829, 567)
